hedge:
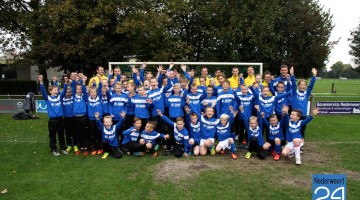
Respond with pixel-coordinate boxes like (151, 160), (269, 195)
(0, 80), (38, 95)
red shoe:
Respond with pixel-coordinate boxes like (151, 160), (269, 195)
(75, 150), (81, 155)
(152, 152), (158, 157)
(271, 150), (275, 156)
(242, 140), (246, 145)
(91, 150), (97, 156)
(83, 150), (89, 156)
(97, 149), (103, 155)
(220, 150), (225, 155)
(274, 154), (280, 161)
(231, 153), (238, 160)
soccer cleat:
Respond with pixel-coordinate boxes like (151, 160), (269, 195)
(231, 153), (238, 160)
(274, 154), (280, 161)
(74, 146), (79, 154)
(271, 150), (275, 156)
(187, 151), (192, 155)
(133, 152), (142, 157)
(152, 151), (158, 157)
(154, 144), (159, 151)
(300, 146), (304, 154)
(296, 157), (301, 165)
(62, 149), (68, 155)
(83, 150), (89, 156)
(288, 150), (294, 158)
(245, 152), (252, 159)
(210, 147), (216, 155)
(52, 150), (60, 156)
(220, 150), (225, 155)
(91, 150), (97, 156)
(66, 146), (72, 152)
(102, 152), (109, 159)
(162, 149), (172, 156)
(97, 149), (103, 155)
(242, 139), (247, 145)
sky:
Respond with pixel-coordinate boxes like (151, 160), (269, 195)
(318, 0), (360, 69)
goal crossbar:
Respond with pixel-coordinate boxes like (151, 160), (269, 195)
(108, 62), (263, 75)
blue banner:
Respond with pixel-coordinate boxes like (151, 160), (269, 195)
(312, 174), (346, 200)
(36, 100), (48, 113)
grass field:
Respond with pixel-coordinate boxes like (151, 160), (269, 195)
(0, 78), (359, 199)
(0, 113), (359, 200)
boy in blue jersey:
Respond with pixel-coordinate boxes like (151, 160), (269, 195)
(290, 67), (317, 141)
(109, 82), (128, 122)
(201, 85), (217, 112)
(70, 74), (89, 155)
(62, 78), (77, 154)
(235, 84), (256, 147)
(261, 112), (287, 161)
(282, 106), (319, 165)
(39, 75), (67, 156)
(240, 105), (266, 159)
(215, 109), (238, 160)
(87, 82), (103, 156)
(184, 107), (201, 156)
(95, 111), (125, 159)
(123, 82), (136, 130)
(130, 85), (152, 132)
(139, 121), (170, 157)
(186, 83), (204, 115)
(197, 106), (219, 156)
(215, 80), (237, 118)
(158, 110), (190, 158)
(122, 117), (146, 156)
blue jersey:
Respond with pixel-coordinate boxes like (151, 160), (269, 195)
(40, 84), (65, 118)
(62, 96), (74, 117)
(283, 114), (313, 142)
(122, 126), (141, 145)
(131, 94), (150, 119)
(161, 115), (189, 151)
(291, 76), (316, 116)
(126, 94), (135, 115)
(216, 90), (237, 118)
(235, 90), (256, 120)
(200, 115), (220, 140)
(148, 87), (165, 117)
(166, 94), (186, 118)
(101, 93), (110, 115)
(201, 96), (217, 112)
(186, 92), (204, 114)
(242, 111), (264, 146)
(141, 130), (165, 144)
(109, 93), (128, 120)
(87, 96), (102, 120)
(96, 117), (125, 147)
(262, 117), (286, 140)
(216, 113), (234, 141)
(213, 86), (223, 97)
(72, 84), (87, 116)
(185, 113), (201, 144)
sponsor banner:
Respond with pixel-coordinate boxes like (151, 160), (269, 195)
(36, 100), (48, 113)
(312, 174), (346, 200)
(0, 99), (25, 113)
(316, 101), (360, 114)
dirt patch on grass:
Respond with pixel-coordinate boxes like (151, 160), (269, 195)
(343, 170), (360, 181)
(282, 179), (311, 189)
(154, 159), (220, 183)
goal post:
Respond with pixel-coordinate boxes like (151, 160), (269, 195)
(108, 62), (263, 76)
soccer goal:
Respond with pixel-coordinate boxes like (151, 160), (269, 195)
(108, 62), (263, 76)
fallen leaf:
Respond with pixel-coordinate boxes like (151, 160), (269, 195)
(1, 189), (7, 194)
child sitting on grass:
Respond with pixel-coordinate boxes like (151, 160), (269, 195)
(281, 106), (319, 165)
(95, 111), (125, 159)
(139, 121), (170, 157)
(240, 105), (266, 159)
(122, 117), (146, 157)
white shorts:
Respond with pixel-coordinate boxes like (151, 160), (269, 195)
(217, 139), (231, 150)
(200, 138), (215, 146)
(285, 140), (303, 151)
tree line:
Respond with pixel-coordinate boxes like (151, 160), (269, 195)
(1, 0), (337, 79)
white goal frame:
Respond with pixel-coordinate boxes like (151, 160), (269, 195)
(108, 62), (263, 75)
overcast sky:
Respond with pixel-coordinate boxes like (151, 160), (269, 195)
(318, 0), (360, 69)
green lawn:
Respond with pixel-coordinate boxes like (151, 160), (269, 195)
(0, 113), (359, 200)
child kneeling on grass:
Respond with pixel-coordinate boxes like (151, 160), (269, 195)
(95, 111), (125, 159)
(157, 109), (190, 158)
(240, 105), (266, 159)
(281, 106), (319, 165)
(139, 121), (170, 157)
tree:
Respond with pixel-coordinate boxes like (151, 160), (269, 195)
(0, 0), (337, 79)
(329, 61), (347, 78)
(349, 21), (360, 72)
